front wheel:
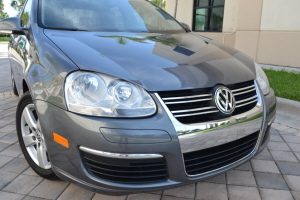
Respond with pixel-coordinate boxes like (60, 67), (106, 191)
(16, 91), (58, 179)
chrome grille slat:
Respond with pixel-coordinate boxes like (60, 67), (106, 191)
(236, 96), (258, 104)
(233, 88), (256, 96)
(162, 94), (212, 101)
(235, 99), (258, 108)
(174, 110), (219, 118)
(157, 80), (258, 124)
(231, 85), (255, 93)
(171, 106), (217, 114)
(165, 98), (212, 104)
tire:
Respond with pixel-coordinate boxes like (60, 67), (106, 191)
(16, 91), (58, 179)
(11, 72), (18, 96)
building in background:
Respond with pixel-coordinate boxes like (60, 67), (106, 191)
(165, 0), (300, 68)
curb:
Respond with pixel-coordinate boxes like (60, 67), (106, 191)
(276, 97), (300, 117)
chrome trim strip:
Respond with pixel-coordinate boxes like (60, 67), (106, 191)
(174, 110), (219, 117)
(79, 147), (163, 159)
(236, 96), (258, 104)
(162, 94), (212, 101)
(165, 98), (212, 104)
(171, 106), (217, 114)
(233, 88), (256, 96)
(154, 80), (266, 178)
(231, 85), (255, 93)
(235, 99), (258, 108)
(268, 116), (276, 126)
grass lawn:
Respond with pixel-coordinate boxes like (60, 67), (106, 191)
(263, 69), (300, 101)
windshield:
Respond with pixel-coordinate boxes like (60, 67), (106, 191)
(38, 0), (185, 33)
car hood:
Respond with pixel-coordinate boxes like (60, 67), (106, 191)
(44, 29), (256, 92)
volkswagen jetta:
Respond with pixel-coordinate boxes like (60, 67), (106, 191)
(0, 0), (276, 195)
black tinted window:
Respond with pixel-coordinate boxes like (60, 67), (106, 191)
(21, 0), (33, 27)
(38, 0), (184, 33)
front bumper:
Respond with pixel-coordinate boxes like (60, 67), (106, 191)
(34, 88), (276, 195)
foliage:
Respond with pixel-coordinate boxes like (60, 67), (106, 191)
(0, 12), (9, 19)
(0, 0), (4, 14)
(263, 69), (300, 101)
(150, 0), (166, 10)
(10, 0), (26, 11)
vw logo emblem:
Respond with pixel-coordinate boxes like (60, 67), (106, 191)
(215, 86), (236, 114)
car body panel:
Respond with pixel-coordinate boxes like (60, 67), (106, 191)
(44, 30), (256, 92)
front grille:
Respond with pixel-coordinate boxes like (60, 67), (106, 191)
(80, 150), (168, 184)
(183, 131), (259, 175)
(158, 80), (258, 124)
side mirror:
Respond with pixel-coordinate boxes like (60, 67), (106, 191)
(181, 22), (191, 32)
(0, 17), (28, 35)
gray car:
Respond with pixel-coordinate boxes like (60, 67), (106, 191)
(0, 0), (276, 195)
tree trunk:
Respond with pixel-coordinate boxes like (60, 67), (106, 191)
(174, 0), (178, 18)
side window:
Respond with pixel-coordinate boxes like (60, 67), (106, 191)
(20, 0), (33, 28)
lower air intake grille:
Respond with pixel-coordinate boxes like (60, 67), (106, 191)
(183, 131), (259, 175)
(80, 150), (168, 184)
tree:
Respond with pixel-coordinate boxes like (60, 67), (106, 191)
(10, 0), (26, 11)
(0, 12), (9, 19)
(151, 0), (166, 10)
(174, 0), (178, 18)
(0, 0), (4, 15)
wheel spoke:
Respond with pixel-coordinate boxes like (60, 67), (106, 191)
(23, 106), (37, 130)
(37, 144), (48, 168)
(23, 134), (36, 147)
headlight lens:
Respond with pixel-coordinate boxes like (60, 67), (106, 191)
(65, 71), (156, 117)
(255, 63), (270, 95)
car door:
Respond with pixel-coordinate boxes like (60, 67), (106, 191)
(9, 0), (33, 94)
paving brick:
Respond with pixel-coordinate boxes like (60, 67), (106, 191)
(29, 180), (69, 199)
(0, 141), (9, 152)
(270, 150), (299, 162)
(149, 190), (163, 195)
(1, 157), (29, 173)
(0, 191), (25, 200)
(268, 141), (291, 151)
(162, 196), (193, 200)
(0, 117), (15, 124)
(228, 185), (261, 200)
(295, 152), (300, 161)
(92, 194), (127, 200)
(287, 143), (300, 152)
(195, 182), (227, 200)
(251, 159), (280, 174)
(259, 188), (293, 200)
(270, 134), (284, 142)
(254, 172), (289, 190)
(3, 174), (43, 195)
(282, 135), (300, 144)
(283, 175), (300, 191)
(127, 193), (160, 200)
(57, 184), (94, 200)
(227, 170), (256, 187)
(0, 171), (18, 190)
(23, 196), (52, 200)
(22, 167), (38, 176)
(277, 161), (300, 176)
(234, 161), (252, 171)
(291, 191), (300, 200)
(0, 124), (15, 133)
(276, 125), (289, 131)
(0, 155), (14, 168)
(254, 150), (273, 161)
(163, 183), (195, 199)
(0, 144), (22, 157)
(203, 173), (226, 184)
(0, 132), (18, 144)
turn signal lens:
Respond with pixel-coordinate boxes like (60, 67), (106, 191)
(52, 133), (69, 148)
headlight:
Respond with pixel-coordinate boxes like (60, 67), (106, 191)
(65, 71), (157, 117)
(255, 63), (270, 95)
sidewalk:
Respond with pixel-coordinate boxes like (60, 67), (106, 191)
(1, 43), (300, 200)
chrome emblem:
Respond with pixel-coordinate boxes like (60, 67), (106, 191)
(215, 86), (236, 114)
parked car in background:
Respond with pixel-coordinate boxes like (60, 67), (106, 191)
(0, 0), (276, 195)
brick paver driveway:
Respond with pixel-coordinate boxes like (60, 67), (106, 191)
(1, 43), (300, 200)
